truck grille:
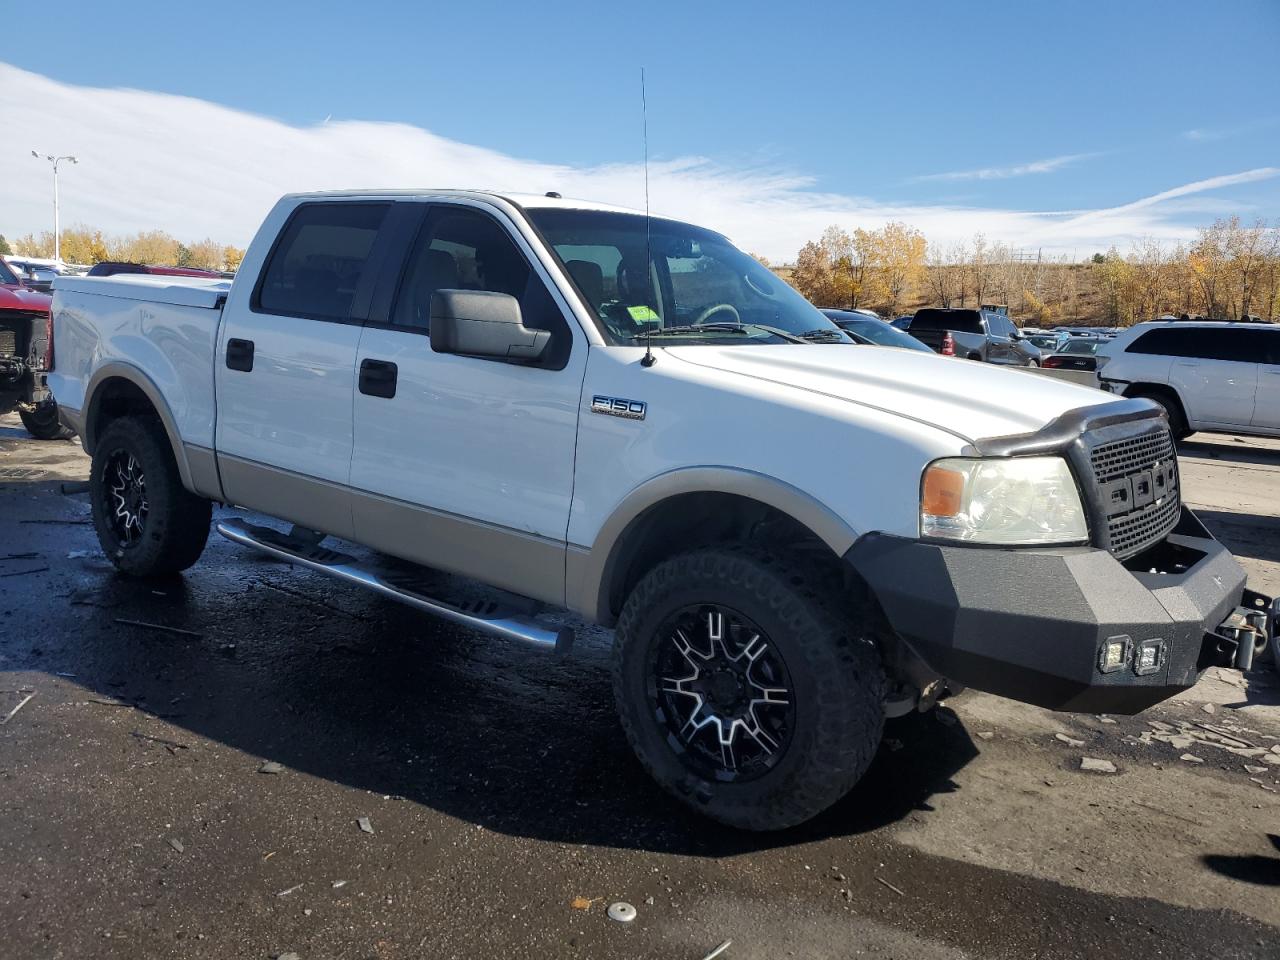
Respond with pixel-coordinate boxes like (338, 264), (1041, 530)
(0, 329), (15, 356)
(1089, 426), (1180, 559)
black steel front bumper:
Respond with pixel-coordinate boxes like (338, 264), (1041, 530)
(848, 509), (1272, 714)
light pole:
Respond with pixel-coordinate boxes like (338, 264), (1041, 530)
(31, 151), (78, 263)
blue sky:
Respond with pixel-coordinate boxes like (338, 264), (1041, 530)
(1, 0), (1277, 258)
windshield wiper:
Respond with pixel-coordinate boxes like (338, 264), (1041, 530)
(796, 328), (850, 343)
(624, 322), (808, 344)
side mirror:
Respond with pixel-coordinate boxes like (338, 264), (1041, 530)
(430, 289), (549, 361)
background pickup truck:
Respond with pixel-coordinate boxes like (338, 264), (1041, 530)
(47, 189), (1276, 830)
(910, 306), (1043, 366)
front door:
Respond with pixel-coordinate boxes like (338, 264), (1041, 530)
(215, 200), (392, 538)
(349, 202), (586, 605)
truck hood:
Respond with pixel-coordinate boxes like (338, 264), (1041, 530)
(664, 344), (1111, 443)
(0, 284), (52, 312)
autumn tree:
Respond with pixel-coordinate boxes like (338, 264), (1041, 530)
(0, 235), (11, 256)
(872, 222), (927, 314)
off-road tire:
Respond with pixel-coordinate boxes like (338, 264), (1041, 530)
(612, 546), (886, 830)
(90, 416), (211, 576)
(19, 402), (73, 440)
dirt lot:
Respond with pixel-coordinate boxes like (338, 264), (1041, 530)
(1, 413), (1278, 960)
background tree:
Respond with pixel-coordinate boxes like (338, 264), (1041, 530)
(0, 235), (11, 256)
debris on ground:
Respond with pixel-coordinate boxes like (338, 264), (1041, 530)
(1080, 757), (1117, 774)
(112, 618), (204, 640)
(0, 566), (49, 578)
(275, 953), (300, 960)
(607, 901), (637, 922)
(258, 761), (284, 775)
(167, 838), (185, 854)
(700, 939), (733, 960)
(1180, 754), (1205, 764)
(976, 731), (995, 740)
(1244, 764), (1268, 774)
(66, 550), (94, 559)
(276, 883), (304, 898)
(1, 692), (35, 725)
(356, 817), (374, 834)
(1055, 733), (1086, 747)
(643, 895), (655, 906)
(1201, 703), (1216, 715)
(331, 880), (347, 889)
(875, 876), (907, 896)
(570, 896), (597, 910)
(130, 731), (189, 752)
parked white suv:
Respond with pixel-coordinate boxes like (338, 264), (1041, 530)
(45, 191), (1275, 829)
(1098, 320), (1280, 439)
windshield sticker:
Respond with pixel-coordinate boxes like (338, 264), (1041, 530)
(627, 305), (661, 323)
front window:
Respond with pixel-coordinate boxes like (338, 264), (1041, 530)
(527, 208), (844, 346)
(0, 260), (19, 285)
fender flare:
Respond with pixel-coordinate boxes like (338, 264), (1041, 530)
(568, 466), (859, 624)
(82, 361), (196, 490)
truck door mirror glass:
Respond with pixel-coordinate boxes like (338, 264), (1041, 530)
(429, 289), (550, 361)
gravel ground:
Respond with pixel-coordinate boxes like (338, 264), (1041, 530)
(1, 413), (1278, 960)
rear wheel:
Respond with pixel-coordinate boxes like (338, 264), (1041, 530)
(1128, 388), (1190, 440)
(612, 547), (886, 830)
(19, 401), (73, 440)
(90, 416), (212, 576)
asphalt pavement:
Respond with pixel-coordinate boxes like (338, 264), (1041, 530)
(1, 413), (1278, 960)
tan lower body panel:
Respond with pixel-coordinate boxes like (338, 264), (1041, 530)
(214, 453), (565, 607)
(184, 443), (223, 501)
(217, 454), (356, 541)
(350, 491), (566, 608)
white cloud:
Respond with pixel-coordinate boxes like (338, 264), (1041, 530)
(1182, 118), (1278, 142)
(0, 64), (1270, 262)
(911, 154), (1094, 182)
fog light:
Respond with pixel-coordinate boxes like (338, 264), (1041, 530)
(1134, 639), (1165, 676)
(1099, 636), (1131, 674)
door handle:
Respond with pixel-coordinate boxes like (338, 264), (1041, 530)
(359, 358), (398, 399)
(226, 338), (254, 372)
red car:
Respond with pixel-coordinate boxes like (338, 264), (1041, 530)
(87, 261), (231, 279)
(0, 258), (66, 438)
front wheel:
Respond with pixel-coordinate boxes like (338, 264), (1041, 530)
(612, 547), (886, 830)
(19, 401), (73, 440)
(90, 416), (212, 576)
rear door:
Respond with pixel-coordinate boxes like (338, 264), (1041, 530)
(347, 200), (587, 605)
(215, 199), (393, 539)
(1166, 327), (1259, 428)
(1248, 328), (1280, 431)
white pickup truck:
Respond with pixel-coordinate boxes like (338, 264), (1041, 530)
(47, 190), (1276, 830)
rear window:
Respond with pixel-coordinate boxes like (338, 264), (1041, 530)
(255, 202), (389, 320)
(911, 309), (983, 334)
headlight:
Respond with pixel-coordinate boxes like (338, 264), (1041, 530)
(921, 456), (1089, 545)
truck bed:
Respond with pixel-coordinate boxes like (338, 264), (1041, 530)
(49, 274), (228, 453)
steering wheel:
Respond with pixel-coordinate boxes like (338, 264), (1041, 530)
(692, 303), (741, 326)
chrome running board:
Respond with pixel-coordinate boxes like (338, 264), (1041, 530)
(216, 518), (574, 654)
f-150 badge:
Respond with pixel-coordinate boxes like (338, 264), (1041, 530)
(591, 395), (646, 421)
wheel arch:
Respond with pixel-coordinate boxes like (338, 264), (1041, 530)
(569, 468), (859, 626)
(1122, 381), (1189, 426)
(82, 362), (196, 491)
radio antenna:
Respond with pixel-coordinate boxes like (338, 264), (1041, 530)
(640, 67), (656, 368)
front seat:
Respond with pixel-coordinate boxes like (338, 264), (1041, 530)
(406, 249), (459, 329)
(565, 259), (604, 308)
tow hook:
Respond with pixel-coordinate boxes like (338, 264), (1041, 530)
(1207, 588), (1277, 672)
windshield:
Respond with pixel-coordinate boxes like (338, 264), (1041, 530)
(527, 208), (842, 346)
(0, 260), (19, 285)
(822, 312), (932, 352)
(1060, 339), (1100, 355)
